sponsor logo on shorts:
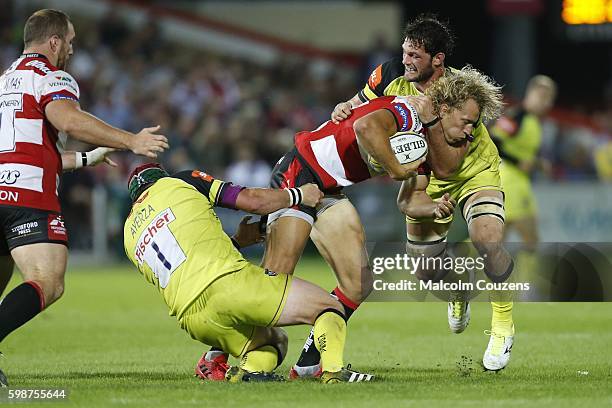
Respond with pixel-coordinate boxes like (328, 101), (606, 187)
(0, 170), (20, 185)
(47, 214), (67, 240)
(11, 221), (39, 236)
(264, 269), (278, 276)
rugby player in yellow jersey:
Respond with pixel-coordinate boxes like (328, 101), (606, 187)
(123, 163), (374, 383)
(323, 14), (516, 372)
(490, 75), (557, 249)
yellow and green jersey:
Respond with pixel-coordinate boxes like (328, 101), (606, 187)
(123, 170), (248, 319)
(490, 108), (542, 169)
(360, 58), (501, 192)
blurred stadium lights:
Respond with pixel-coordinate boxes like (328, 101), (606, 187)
(562, 0), (611, 24)
(561, 0), (612, 40)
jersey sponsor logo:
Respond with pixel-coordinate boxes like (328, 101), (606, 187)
(392, 97), (422, 132)
(0, 190), (18, 202)
(0, 164), (43, 192)
(0, 97), (20, 109)
(51, 95), (77, 101)
(134, 208), (175, 264)
(191, 170), (213, 182)
(129, 204), (156, 237)
(47, 214), (67, 239)
(394, 105), (410, 131)
(134, 208), (186, 289)
(25, 60), (52, 75)
(0, 170), (20, 185)
(47, 80), (78, 94)
(368, 65), (383, 89)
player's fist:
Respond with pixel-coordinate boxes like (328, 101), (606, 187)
(331, 101), (353, 124)
(433, 193), (456, 219)
(130, 125), (169, 158)
(389, 157), (426, 181)
(232, 215), (265, 248)
(299, 183), (324, 207)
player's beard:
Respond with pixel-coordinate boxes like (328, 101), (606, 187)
(56, 44), (70, 70)
(405, 64), (435, 83)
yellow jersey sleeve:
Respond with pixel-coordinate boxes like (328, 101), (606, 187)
(172, 170), (244, 209)
(359, 57), (405, 102)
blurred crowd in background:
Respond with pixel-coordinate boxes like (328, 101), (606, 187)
(1, 3), (611, 254)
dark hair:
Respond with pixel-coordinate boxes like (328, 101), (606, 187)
(24, 9), (71, 47)
(403, 13), (455, 58)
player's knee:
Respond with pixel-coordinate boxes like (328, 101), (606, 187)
(471, 224), (504, 245)
(263, 253), (298, 275)
(45, 279), (65, 306)
(406, 237), (448, 282)
(358, 264), (374, 301)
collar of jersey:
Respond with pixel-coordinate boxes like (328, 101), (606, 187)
(21, 53), (48, 60)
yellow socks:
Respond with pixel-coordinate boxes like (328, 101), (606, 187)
(490, 298), (514, 335)
(240, 345), (278, 373)
(313, 310), (346, 373)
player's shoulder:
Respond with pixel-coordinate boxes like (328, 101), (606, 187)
(367, 56), (404, 90)
(172, 170), (221, 184)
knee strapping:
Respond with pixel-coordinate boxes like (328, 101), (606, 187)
(463, 196), (505, 227)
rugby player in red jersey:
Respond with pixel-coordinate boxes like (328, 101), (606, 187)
(0, 9), (168, 385)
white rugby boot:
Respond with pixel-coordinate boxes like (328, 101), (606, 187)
(482, 325), (514, 371)
(448, 301), (471, 333)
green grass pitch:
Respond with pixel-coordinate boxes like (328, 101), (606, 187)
(1, 257), (611, 407)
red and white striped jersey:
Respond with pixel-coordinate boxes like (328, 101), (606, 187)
(0, 53), (80, 212)
(294, 96), (424, 190)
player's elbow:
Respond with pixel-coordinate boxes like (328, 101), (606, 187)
(57, 119), (77, 135)
(353, 117), (378, 143)
(397, 195), (410, 215)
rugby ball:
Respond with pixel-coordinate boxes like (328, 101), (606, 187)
(389, 131), (428, 165)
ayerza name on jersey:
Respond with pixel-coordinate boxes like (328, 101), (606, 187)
(130, 204), (156, 237)
(0, 170), (21, 185)
(134, 208), (175, 264)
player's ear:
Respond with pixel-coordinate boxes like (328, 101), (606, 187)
(49, 35), (60, 53)
(439, 104), (449, 117)
(432, 52), (445, 68)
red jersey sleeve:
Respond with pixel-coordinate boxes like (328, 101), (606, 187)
(384, 97), (423, 134)
(39, 71), (80, 110)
